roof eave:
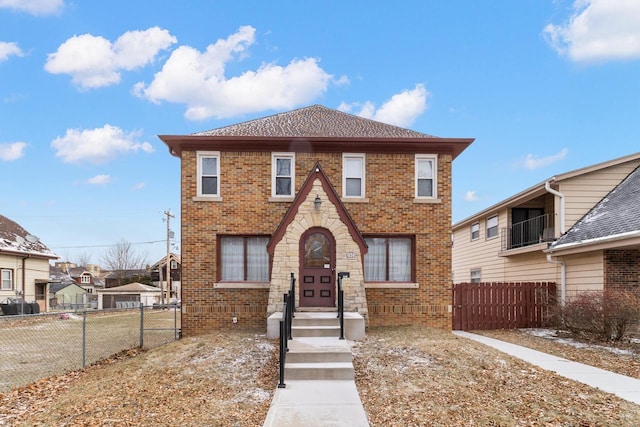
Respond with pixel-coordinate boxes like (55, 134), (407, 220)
(546, 231), (640, 256)
(158, 135), (474, 159)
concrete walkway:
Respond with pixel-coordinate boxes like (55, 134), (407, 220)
(262, 379), (369, 427)
(454, 331), (640, 405)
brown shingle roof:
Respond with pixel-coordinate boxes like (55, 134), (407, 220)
(192, 105), (437, 139)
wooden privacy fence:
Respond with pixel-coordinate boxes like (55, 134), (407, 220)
(452, 282), (557, 331)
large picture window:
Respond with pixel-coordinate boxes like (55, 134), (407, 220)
(343, 154), (365, 198)
(272, 153), (295, 197)
(197, 151), (220, 197)
(364, 237), (413, 282)
(220, 236), (269, 282)
(1, 269), (13, 290)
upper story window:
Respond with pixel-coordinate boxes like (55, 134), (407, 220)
(1, 269), (13, 290)
(170, 260), (178, 270)
(415, 155), (437, 198)
(343, 154), (365, 198)
(197, 151), (220, 197)
(364, 236), (413, 282)
(471, 223), (480, 240)
(81, 274), (91, 284)
(220, 236), (270, 282)
(272, 153), (295, 197)
(486, 215), (498, 239)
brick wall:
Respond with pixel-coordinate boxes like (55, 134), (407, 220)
(604, 249), (640, 293)
(180, 150), (454, 335)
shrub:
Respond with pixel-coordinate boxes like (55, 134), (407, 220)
(561, 289), (640, 341)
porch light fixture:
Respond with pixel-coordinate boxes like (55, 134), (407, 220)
(314, 194), (322, 210)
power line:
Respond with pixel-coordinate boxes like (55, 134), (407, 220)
(50, 240), (166, 250)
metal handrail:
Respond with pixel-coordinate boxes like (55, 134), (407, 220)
(337, 272), (349, 340)
(278, 273), (296, 388)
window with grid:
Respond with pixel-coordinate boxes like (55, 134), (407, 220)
(220, 236), (270, 282)
(197, 151), (220, 196)
(1, 269), (13, 290)
(272, 153), (295, 197)
(415, 155), (437, 198)
(364, 236), (413, 282)
(343, 154), (365, 198)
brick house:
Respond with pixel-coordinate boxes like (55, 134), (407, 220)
(160, 105), (473, 336)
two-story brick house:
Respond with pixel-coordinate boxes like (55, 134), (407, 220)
(160, 105), (473, 337)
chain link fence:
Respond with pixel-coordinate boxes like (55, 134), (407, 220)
(0, 306), (180, 393)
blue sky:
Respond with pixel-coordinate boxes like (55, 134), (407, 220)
(1, 0), (639, 266)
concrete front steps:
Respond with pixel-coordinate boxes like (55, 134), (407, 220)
(284, 312), (356, 381)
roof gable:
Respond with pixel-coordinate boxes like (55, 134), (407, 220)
(550, 165), (640, 251)
(267, 162), (367, 256)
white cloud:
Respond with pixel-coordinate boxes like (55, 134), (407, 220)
(519, 148), (568, 170)
(339, 84), (429, 127)
(0, 141), (27, 161)
(0, 0), (63, 15)
(135, 26), (332, 120)
(544, 0), (640, 62)
(132, 182), (146, 190)
(45, 27), (176, 89)
(464, 191), (479, 202)
(0, 41), (23, 62)
(51, 124), (154, 164)
(87, 174), (111, 185)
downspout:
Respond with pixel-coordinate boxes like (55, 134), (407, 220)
(546, 254), (566, 306)
(545, 178), (565, 234)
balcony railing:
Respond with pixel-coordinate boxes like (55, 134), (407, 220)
(501, 214), (554, 251)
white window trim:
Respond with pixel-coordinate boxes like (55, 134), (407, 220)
(342, 153), (366, 199)
(271, 152), (295, 198)
(1, 268), (13, 290)
(486, 215), (499, 240)
(470, 268), (482, 283)
(196, 151), (221, 199)
(414, 154), (438, 200)
(471, 222), (480, 241)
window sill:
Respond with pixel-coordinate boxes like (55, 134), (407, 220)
(192, 196), (223, 202)
(364, 282), (419, 289)
(214, 282), (270, 289)
(413, 198), (441, 204)
(269, 197), (294, 202)
(341, 197), (370, 203)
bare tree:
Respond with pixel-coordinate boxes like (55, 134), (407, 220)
(101, 240), (149, 287)
(72, 251), (93, 268)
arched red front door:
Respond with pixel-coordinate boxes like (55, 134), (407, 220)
(299, 228), (335, 307)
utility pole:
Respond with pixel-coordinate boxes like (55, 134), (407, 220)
(164, 210), (175, 306)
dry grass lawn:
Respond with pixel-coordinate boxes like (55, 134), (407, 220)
(1, 326), (639, 426)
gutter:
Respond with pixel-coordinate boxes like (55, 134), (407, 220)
(545, 178), (565, 234)
(546, 254), (566, 306)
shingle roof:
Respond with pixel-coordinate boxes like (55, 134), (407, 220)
(0, 215), (57, 258)
(551, 165), (640, 249)
(192, 105), (438, 139)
